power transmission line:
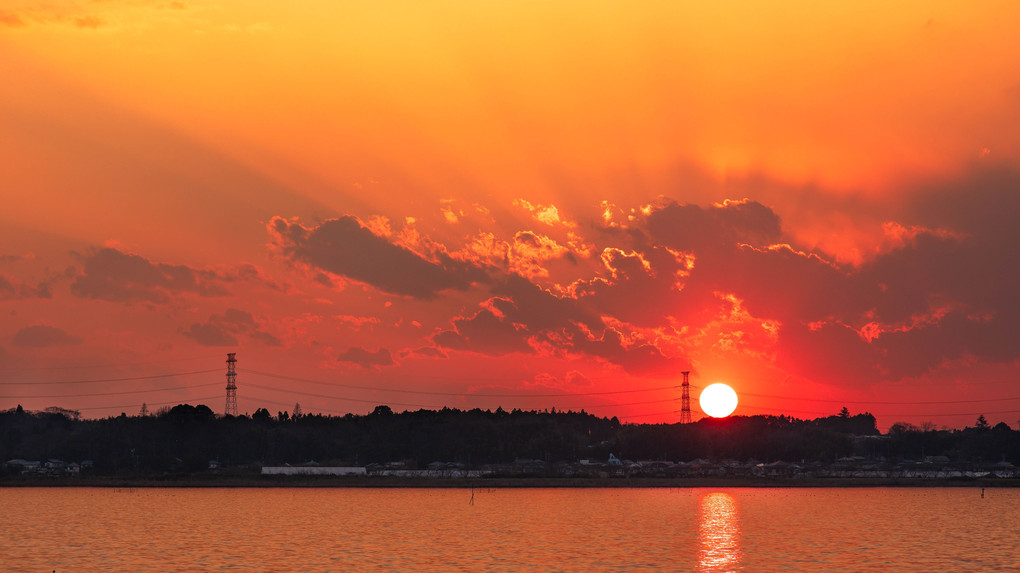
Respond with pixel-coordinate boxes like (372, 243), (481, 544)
(1, 382), (221, 399)
(619, 410), (681, 420)
(738, 391), (1020, 406)
(76, 395), (223, 412)
(0, 369), (220, 386)
(0, 354), (222, 372)
(7, 359), (1020, 422)
(737, 402), (1020, 419)
(245, 381), (679, 412)
(245, 382), (436, 409)
(240, 368), (677, 397)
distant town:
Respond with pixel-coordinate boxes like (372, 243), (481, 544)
(3, 403), (1018, 484)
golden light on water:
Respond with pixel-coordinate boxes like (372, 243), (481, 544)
(697, 492), (741, 572)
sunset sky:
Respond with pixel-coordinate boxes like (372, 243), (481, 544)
(2, 1), (1019, 429)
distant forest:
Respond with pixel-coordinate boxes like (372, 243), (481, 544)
(2, 404), (1018, 475)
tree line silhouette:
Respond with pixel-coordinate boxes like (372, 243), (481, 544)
(1, 403), (1017, 476)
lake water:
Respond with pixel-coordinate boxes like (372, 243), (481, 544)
(2, 487), (1018, 572)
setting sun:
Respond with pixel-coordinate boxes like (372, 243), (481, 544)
(700, 383), (738, 418)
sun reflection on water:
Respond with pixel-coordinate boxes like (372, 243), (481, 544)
(697, 492), (741, 572)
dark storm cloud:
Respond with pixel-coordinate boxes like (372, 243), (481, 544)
(269, 216), (489, 299)
(12, 325), (82, 347)
(337, 346), (394, 368)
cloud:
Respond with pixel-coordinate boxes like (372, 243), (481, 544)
(559, 325), (680, 375)
(69, 247), (271, 304)
(0, 10), (27, 27)
(565, 198), (798, 330)
(251, 180), (1020, 387)
(230, 263), (286, 292)
(72, 15), (104, 29)
(433, 188), (1019, 384)
(621, 169), (1020, 384)
(249, 331), (283, 346)
(181, 322), (238, 347)
(431, 273), (684, 372)
(507, 187), (1017, 385)
(182, 308), (281, 347)
(0, 273), (52, 301)
(603, 198), (868, 328)
(334, 315), (381, 330)
(761, 166), (1020, 383)
(433, 307), (534, 356)
(646, 198), (782, 255)
(0, 252), (34, 262)
(0, 1), (194, 30)
(0, 6), (108, 29)
(408, 346), (447, 359)
(721, 243), (859, 324)
(12, 325), (81, 347)
(492, 274), (602, 333)
(337, 346), (394, 368)
(514, 199), (576, 227)
(432, 275), (601, 357)
(508, 231), (572, 278)
(269, 216), (489, 299)
(459, 229), (586, 278)
(569, 247), (692, 328)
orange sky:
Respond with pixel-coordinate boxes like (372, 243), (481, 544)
(2, 1), (1020, 429)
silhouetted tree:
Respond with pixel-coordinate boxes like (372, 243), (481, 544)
(2, 404), (1017, 476)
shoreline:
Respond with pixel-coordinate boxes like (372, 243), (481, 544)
(4, 475), (1020, 488)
